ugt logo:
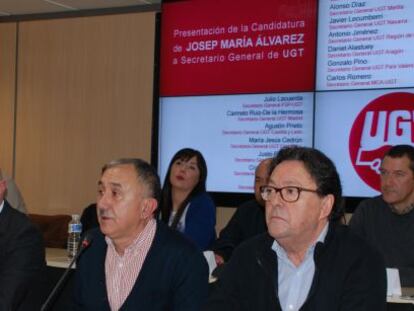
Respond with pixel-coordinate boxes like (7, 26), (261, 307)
(349, 92), (414, 191)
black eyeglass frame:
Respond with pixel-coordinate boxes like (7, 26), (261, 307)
(260, 185), (320, 203)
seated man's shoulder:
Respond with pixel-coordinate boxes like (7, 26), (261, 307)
(4, 201), (26, 218)
(330, 225), (386, 289)
(231, 232), (271, 257)
(240, 231), (269, 245)
(351, 196), (388, 223)
(83, 227), (105, 243)
(3, 203), (38, 234)
(158, 221), (203, 253)
(356, 195), (385, 211)
(333, 225), (383, 258)
(155, 222), (209, 274)
(1, 203), (44, 264)
(79, 227), (106, 254)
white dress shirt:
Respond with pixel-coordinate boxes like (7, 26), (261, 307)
(272, 224), (329, 311)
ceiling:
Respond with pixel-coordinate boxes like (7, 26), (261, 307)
(0, 0), (161, 17)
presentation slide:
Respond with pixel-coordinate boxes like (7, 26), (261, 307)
(314, 89), (414, 197)
(158, 93), (314, 192)
(158, 0), (414, 197)
(160, 0), (317, 96)
(317, 0), (414, 90)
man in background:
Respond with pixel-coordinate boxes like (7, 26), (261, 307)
(74, 158), (208, 310)
(349, 144), (414, 286)
(0, 168), (27, 213)
(0, 170), (45, 310)
(212, 158), (270, 264)
(205, 146), (386, 310)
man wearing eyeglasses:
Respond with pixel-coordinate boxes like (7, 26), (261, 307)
(205, 146), (386, 311)
(349, 144), (414, 287)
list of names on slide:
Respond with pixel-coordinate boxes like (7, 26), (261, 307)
(221, 94), (313, 190)
(158, 93), (313, 192)
(317, 0), (414, 90)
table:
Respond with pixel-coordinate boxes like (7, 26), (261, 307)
(388, 296), (414, 304)
(387, 288), (414, 304)
(387, 287), (414, 311)
(46, 247), (74, 268)
(386, 288), (414, 311)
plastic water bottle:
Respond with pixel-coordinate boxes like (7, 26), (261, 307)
(67, 214), (82, 258)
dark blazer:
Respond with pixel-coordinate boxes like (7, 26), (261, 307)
(0, 201), (45, 311)
(74, 220), (209, 310)
(211, 199), (267, 261)
(180, 192), (216, 251)
(205, 224), (387, 311)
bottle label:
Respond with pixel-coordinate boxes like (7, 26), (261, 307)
(69, 223), (82, 233)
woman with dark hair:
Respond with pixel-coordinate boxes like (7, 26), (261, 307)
(160, 148), (216, 250)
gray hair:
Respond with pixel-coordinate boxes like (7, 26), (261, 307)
(102, 158), (161, 201)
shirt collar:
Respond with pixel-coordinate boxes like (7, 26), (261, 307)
(0, 200), (4, 214)
(272, 223), (329, 260)
(105, 218), (156, 256)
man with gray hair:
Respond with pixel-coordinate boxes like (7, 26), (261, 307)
(74, 158), (208, 310)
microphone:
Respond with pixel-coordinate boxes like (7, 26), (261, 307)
(41, 234), (93, 311)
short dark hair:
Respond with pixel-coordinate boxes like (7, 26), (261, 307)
(270, 146), (343, 222)
(383, 144), (414, 173)
(102, 158), (161, 201)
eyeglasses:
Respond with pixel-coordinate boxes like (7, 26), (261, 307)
(260, 185), (319, 203)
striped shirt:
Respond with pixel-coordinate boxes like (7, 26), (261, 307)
(105, 219), (156, 311)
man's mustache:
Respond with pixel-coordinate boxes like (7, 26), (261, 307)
(98, 209), (114, 218)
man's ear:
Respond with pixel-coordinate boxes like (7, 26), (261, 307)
(319, 194), (334, 220)
(141, 198), (158, 219)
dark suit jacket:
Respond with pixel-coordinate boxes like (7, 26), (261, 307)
(74, 221), (209, 310)
(211, 199), (266, 261)
(0, 201), (45, 311)
(205, 224), (386, 311)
